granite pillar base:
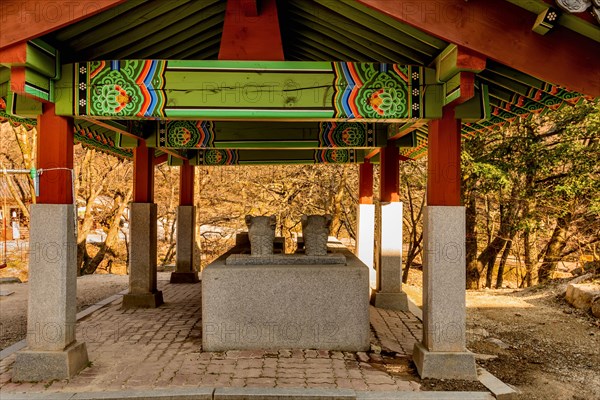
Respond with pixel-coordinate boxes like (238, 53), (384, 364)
(169, 271), (199, 283)
(122, 291), (164, 309)
(413, 342), (477, 380)
(373, 291), (409, 311)
(13, 341), (89, 382)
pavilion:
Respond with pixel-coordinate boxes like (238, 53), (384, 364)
(0, 0), (598, 384)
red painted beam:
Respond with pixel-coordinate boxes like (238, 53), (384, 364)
(358, 161), (374, 205)
(364, 148), (380, 160)
(427, 106), (461, 206)
(133, 141), (154, 203)
(0, 0), (127, 49)
(153, 154), (168, 166)
(447, 71), (476, 107)
(179, 161), (195, 206)
(36, 103), (74, 204)
(0, 42), (26, 63)
(380, 144), (400, 203)
(356, 0), (600, 96)
(219, 0), (284, 61)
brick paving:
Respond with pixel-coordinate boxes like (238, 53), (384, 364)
(0, 280), (423, 394)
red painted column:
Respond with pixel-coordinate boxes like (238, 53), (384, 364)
(358, 161), (374, 205)
(427, 106), (461, 206)
(179, 161), (195, 206)
(133, 140), (154, 203)
(379, 143), (400, 203)
(36, 103), (74, 204)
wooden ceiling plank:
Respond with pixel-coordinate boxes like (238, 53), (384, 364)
(287, 0), (436, 60)
(158, 30), (223, 59)
(288, 7), (420, 63)
(78, 0), (218, 58)
(51, 0), (146, 42)
(336, 0), (448, 49)
(169, 37), (222, 60)
(289, 17), (397, 63)
(293, 29), (371, 61)
(111, 6), (225, 59)
(312, 0), (443, 56)
(68, 0), (194, 52)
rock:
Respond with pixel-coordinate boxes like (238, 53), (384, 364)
(474, 353), (498, 361)
(0, 277), (22, 284)
(486, 337), (510, 349)
(592, 296), (600, 318)
(565, 283), (600, 311)
(370, 344), (382, 354)
(467, 327), (490, 338)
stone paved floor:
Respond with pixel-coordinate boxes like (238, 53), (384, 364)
(0, 280), (423, 394)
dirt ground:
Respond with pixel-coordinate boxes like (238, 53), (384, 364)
(0, 274), (129, 350)
(1, 272), (599, 399)
(405, 271), (600, 400)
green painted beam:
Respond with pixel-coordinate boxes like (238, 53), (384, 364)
(56, 60), (441, 121)
(6, 91), (42, 118)
(167, 148), (367, 166)
(145, 121), (389, 149)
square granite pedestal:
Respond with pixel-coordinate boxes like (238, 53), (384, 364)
(202, 243), (370, 352)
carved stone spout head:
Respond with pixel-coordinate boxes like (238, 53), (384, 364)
(301, 214), (332, 256)
(245, 215), (276, 256)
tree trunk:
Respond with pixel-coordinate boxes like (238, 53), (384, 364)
(538, 215), (571, 282)
(465, 192), (480, 289)
(80, 188), (132, 275)
(496, 236), (513, 288)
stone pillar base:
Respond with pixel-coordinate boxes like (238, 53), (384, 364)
(170, 271), (199, 283)
(373, 291), (408, 311)
(412, 342), (477, 380)
(13, 341), (88, 382)
(122, 291), (163, 309)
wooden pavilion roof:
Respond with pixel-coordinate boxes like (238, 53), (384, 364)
(0, 0), (598, 164)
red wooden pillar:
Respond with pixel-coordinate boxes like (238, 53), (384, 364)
(358, 161), (374, 204)
(133, 140), (154, 203)
(36, 103), (74, 204)
(427, 106), (461, 206)
(380, 143), (400, 202)
(179, 161), (194, 206)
